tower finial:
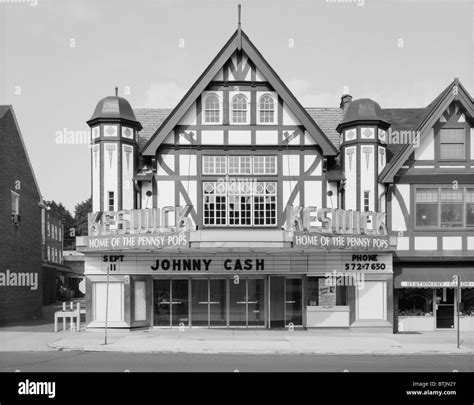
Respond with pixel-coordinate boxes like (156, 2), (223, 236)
(115, 86), (118, 97)
(238, 4), (241, 29)
(237, 4), (242, 50)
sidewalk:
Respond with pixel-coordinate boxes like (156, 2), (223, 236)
(2, 303), (474, 355)
(0, 299), (85, 352)
(46, 328), (474, 355)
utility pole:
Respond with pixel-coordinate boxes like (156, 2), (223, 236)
(104, 263), (110, 345)
(457, 274), (461, 349)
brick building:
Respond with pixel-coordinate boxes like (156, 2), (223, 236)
(0, 106), (43, 324)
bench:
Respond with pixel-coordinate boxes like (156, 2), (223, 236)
(54, 302), (85, 332)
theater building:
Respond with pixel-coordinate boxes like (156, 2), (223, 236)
(77, 23), (473, 332)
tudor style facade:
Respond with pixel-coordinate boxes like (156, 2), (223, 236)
(78, 25), (474, 332)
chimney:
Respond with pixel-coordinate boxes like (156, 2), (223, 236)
(340, 94), (352, 113)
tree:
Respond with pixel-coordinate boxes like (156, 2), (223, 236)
(44, 200), (75, 249)
(74, 197), (92, 237)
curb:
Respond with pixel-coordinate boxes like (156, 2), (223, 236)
(48, 342), (474, 356)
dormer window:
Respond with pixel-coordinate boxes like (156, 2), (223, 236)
(439, 128), (465, 160)
(204, 93), (220, 123)
(258, 94), (275, 123)
(231, 94), (248, 124)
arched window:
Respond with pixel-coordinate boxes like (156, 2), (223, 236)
(259, 94), (275, 123)
(231, 94), (248, 123)
(204, 94), (220, 123)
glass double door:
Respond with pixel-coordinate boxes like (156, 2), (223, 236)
(191, 279), (226, 327)
(229, 278), (265, 327)
(153, 279), (189, 327)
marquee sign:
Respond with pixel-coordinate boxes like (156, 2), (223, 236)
(81, 206), (193, 251)
(286, 205), (393, 251)
(88, 206), (193, 236)
(84, 253), (393, 275)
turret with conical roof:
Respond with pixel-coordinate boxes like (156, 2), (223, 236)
(337, 97), (390, 217)
(87, 90), (141, 213)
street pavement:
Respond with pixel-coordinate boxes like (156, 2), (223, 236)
(1, 351), (473, 372)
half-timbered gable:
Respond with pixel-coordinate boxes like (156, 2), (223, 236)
(137, 28), (337, 231)
(381, 79), (474, 258)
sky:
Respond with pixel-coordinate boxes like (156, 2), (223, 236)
(0, 0), (473, 212)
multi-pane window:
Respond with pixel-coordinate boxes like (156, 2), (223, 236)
(253, 182), (277, 226)
(203, 181), (277, 226)
(467, 189), (474, 227)
(439, 129), (465, 160)
(416, 187), (474, 228)
(108, 191), (115, 212)
(204, 94), (220, 123)
(203, 155), (276, 175)
(203, 182), (227, 226)
(228, 156), (252, 174)
(203, 156), (227, 175)
(415, 189), (439, 227)
(253, 156), (277, 175)
(231, 94), (248, 123)
(228, 181), (252, 225)
(440, 189), (463, 227)
(259, 94), (275, 123)
(363, 191), (370, 212)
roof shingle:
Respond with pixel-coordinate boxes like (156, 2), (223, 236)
(134, 106), (428, 154)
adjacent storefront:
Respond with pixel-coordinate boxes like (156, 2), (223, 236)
(394, 263), (474, 332)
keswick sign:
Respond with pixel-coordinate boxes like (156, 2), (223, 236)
(88, 206), (193, 236)
(83, 206), (193, 251)
(285, 206), (392, 251)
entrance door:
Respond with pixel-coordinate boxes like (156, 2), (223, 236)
(171, 280), (189, 326)
(191, 279), (227, 327)
(247, 279), (265, 326)
(229, 278), (265, 327)
(435, 288), (455, 329)
(153, 279), (189, 327)
(153, 279), (171, 326)
(229, 279), (247, 326)
(191, 279), (208, 326)
(285, 278), (303, 326)
(209, 279), (226, 326)
(269, 277), (285, 328)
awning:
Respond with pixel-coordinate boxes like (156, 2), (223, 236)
(394, 263), (474, 288)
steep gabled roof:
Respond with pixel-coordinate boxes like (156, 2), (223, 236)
(142, 29), (338, 157)
(134, 108), (173, 149)
(379, 79), (474, 183)
(0, 105), (42, 201)
(381, 108), (426, 159)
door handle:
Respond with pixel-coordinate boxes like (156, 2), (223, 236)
(286, 301), (296, 304)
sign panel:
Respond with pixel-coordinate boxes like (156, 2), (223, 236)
(82, 232), (189, 251)
(293, 232), (390, 251)
(85, 253), (393, 275)
(318, 278), (336, 307)
(401, 281), (474, 288)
